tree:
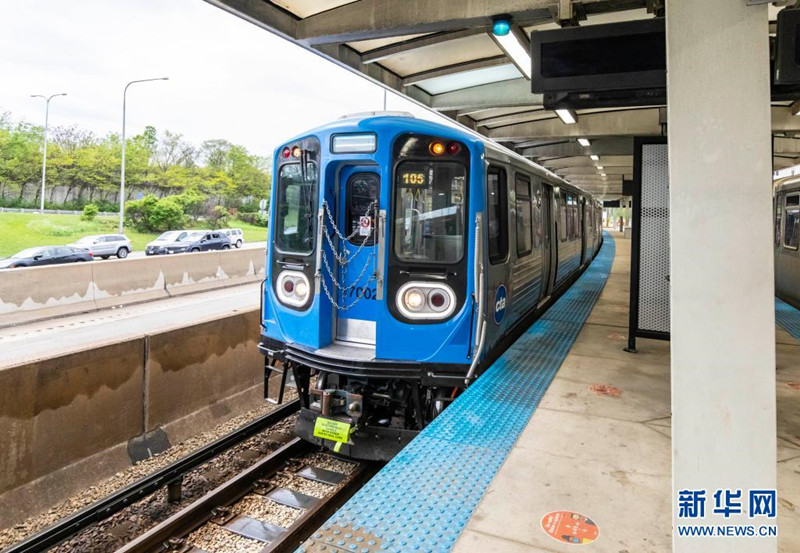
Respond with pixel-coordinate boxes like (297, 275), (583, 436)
(153, 130), (196, 171)
(207, 205), (230, 229)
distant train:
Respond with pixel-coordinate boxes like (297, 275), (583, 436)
(259, 113), (602, 460)
(775, 175), (800, 307)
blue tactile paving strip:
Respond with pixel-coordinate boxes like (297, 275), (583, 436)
(776, 297), (800, 342)
(298, 233), (616, 553)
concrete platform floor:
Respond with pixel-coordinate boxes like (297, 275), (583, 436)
(452, 232), (800, 553)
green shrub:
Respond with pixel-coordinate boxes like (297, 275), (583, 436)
(148, 197), (186, 231)
(173, 190), (207, 221)
(124, 194), (159, 231)
(81, 203), (99, 222)
(237, 212), (268, 228)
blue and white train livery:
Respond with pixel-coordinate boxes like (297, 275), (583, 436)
(260, 113), (602, 460)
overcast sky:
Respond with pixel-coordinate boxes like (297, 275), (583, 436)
(0, 0), (444, 158)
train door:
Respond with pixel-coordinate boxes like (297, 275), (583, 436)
(539, 184), (554, 303)
(579, 197), (587, 265)
(485, 165), (511, 343)
(333, 166), (381, 346)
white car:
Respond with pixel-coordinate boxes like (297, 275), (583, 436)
(219, 228), (245, 248)
(68, 234), (132, 259)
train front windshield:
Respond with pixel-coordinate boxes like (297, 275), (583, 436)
(275, 162), (317, 255)
(394, 161), (466, 263)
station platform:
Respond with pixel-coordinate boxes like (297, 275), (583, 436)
(300, 232), (800, 553)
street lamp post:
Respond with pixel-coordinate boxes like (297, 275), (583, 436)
(119, 77), (169, 233)
(31, 93), (67, 213)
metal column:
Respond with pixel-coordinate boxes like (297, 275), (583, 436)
(667, 2), (776, 551)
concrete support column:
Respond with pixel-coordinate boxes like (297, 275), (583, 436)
(667, 2), (776, 552)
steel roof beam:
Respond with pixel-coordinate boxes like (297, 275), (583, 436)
(521, 137), (634, 157)
(488, 108), (663, 140)
(296, 0), (647, 45)
(555, 166), (631, 176)
(476, 109), (548, 128)
(402, 56), (510, 87)
(361, 28), (489, 63)
(430, 78), (541, 111)
(206, 0), (298, 39)
(542, 155), (633, 168)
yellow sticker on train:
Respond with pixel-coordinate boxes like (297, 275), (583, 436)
(313, 417), (351, 443)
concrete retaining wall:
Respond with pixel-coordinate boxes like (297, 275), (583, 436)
(0, 308), (265, 528)
(0, 248), (266, 328)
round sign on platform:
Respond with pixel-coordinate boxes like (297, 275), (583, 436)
(541, 511), (599, 545)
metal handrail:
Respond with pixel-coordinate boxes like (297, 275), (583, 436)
(465, 213), (486, 386)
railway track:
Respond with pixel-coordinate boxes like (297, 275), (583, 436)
(2, 400), (301, 553)
(115, 438), (374, 553)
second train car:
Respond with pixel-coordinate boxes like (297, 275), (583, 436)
(260, 113), (603, 460)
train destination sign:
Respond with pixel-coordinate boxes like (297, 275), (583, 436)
(399, 170), (427, 186)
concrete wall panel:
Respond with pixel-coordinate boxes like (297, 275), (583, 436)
(92, 257), (168, 309)
(160, 251), (225, 296)
(0, 339), (144, 496)
(219, 248), (266, 287)
(0, 263), (95, 326)
(145, 309), (262, 432)
(30, 340), (145, 483)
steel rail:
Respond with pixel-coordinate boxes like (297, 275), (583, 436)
(117, 438), (373, 553)
(2, 399), (300, 553)
(116, 437), (312, 553)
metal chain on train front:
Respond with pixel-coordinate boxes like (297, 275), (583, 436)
(321, 200), (375, 265)
(318, 199), (378, 311)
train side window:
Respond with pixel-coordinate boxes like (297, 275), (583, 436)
(565, 195), (575, 239)
(532, 182), (543, 249)
(776, 197), (783, 247)
(784, 194), (800, 250)
(515, 175), (533, 258)
(558, 195), (567, 242)
(487, 166), (508, 264)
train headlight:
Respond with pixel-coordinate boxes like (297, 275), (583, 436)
(403, 288), (426, 311)
(276, 270), (311, 308)
(396, 282), (457, 320)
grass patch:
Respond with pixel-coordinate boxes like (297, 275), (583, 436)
(0, 213), (268, 258)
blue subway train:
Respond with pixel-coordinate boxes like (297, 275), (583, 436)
(260, 113), (602, 460)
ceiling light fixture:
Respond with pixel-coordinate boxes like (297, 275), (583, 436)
(578, 138), (591, 147)
(491, 20), (532, 80)
(555, 108), (577, 125)
(590, 154), (600, 161)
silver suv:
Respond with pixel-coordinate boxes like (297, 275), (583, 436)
(219, 228), (245, 248)
(69, 234), (132, 259)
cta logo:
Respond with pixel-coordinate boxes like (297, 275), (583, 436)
(494, 284), (507, 325)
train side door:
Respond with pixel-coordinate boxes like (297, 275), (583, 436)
(334, 166), (381, 346)
(580, 198), (587, 265)
(539, 184), (554, 303)
(485, 165), (511, 341)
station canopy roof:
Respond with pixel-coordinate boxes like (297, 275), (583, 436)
(207, 0), (796, 199)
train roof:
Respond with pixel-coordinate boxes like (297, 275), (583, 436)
(280, 113), (586, 197)
(775, 174), (800, 194)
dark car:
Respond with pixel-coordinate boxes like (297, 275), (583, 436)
(145, 230), (193, 255)
(163, 231), (231, 254)
(0, 246), (93, 269)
